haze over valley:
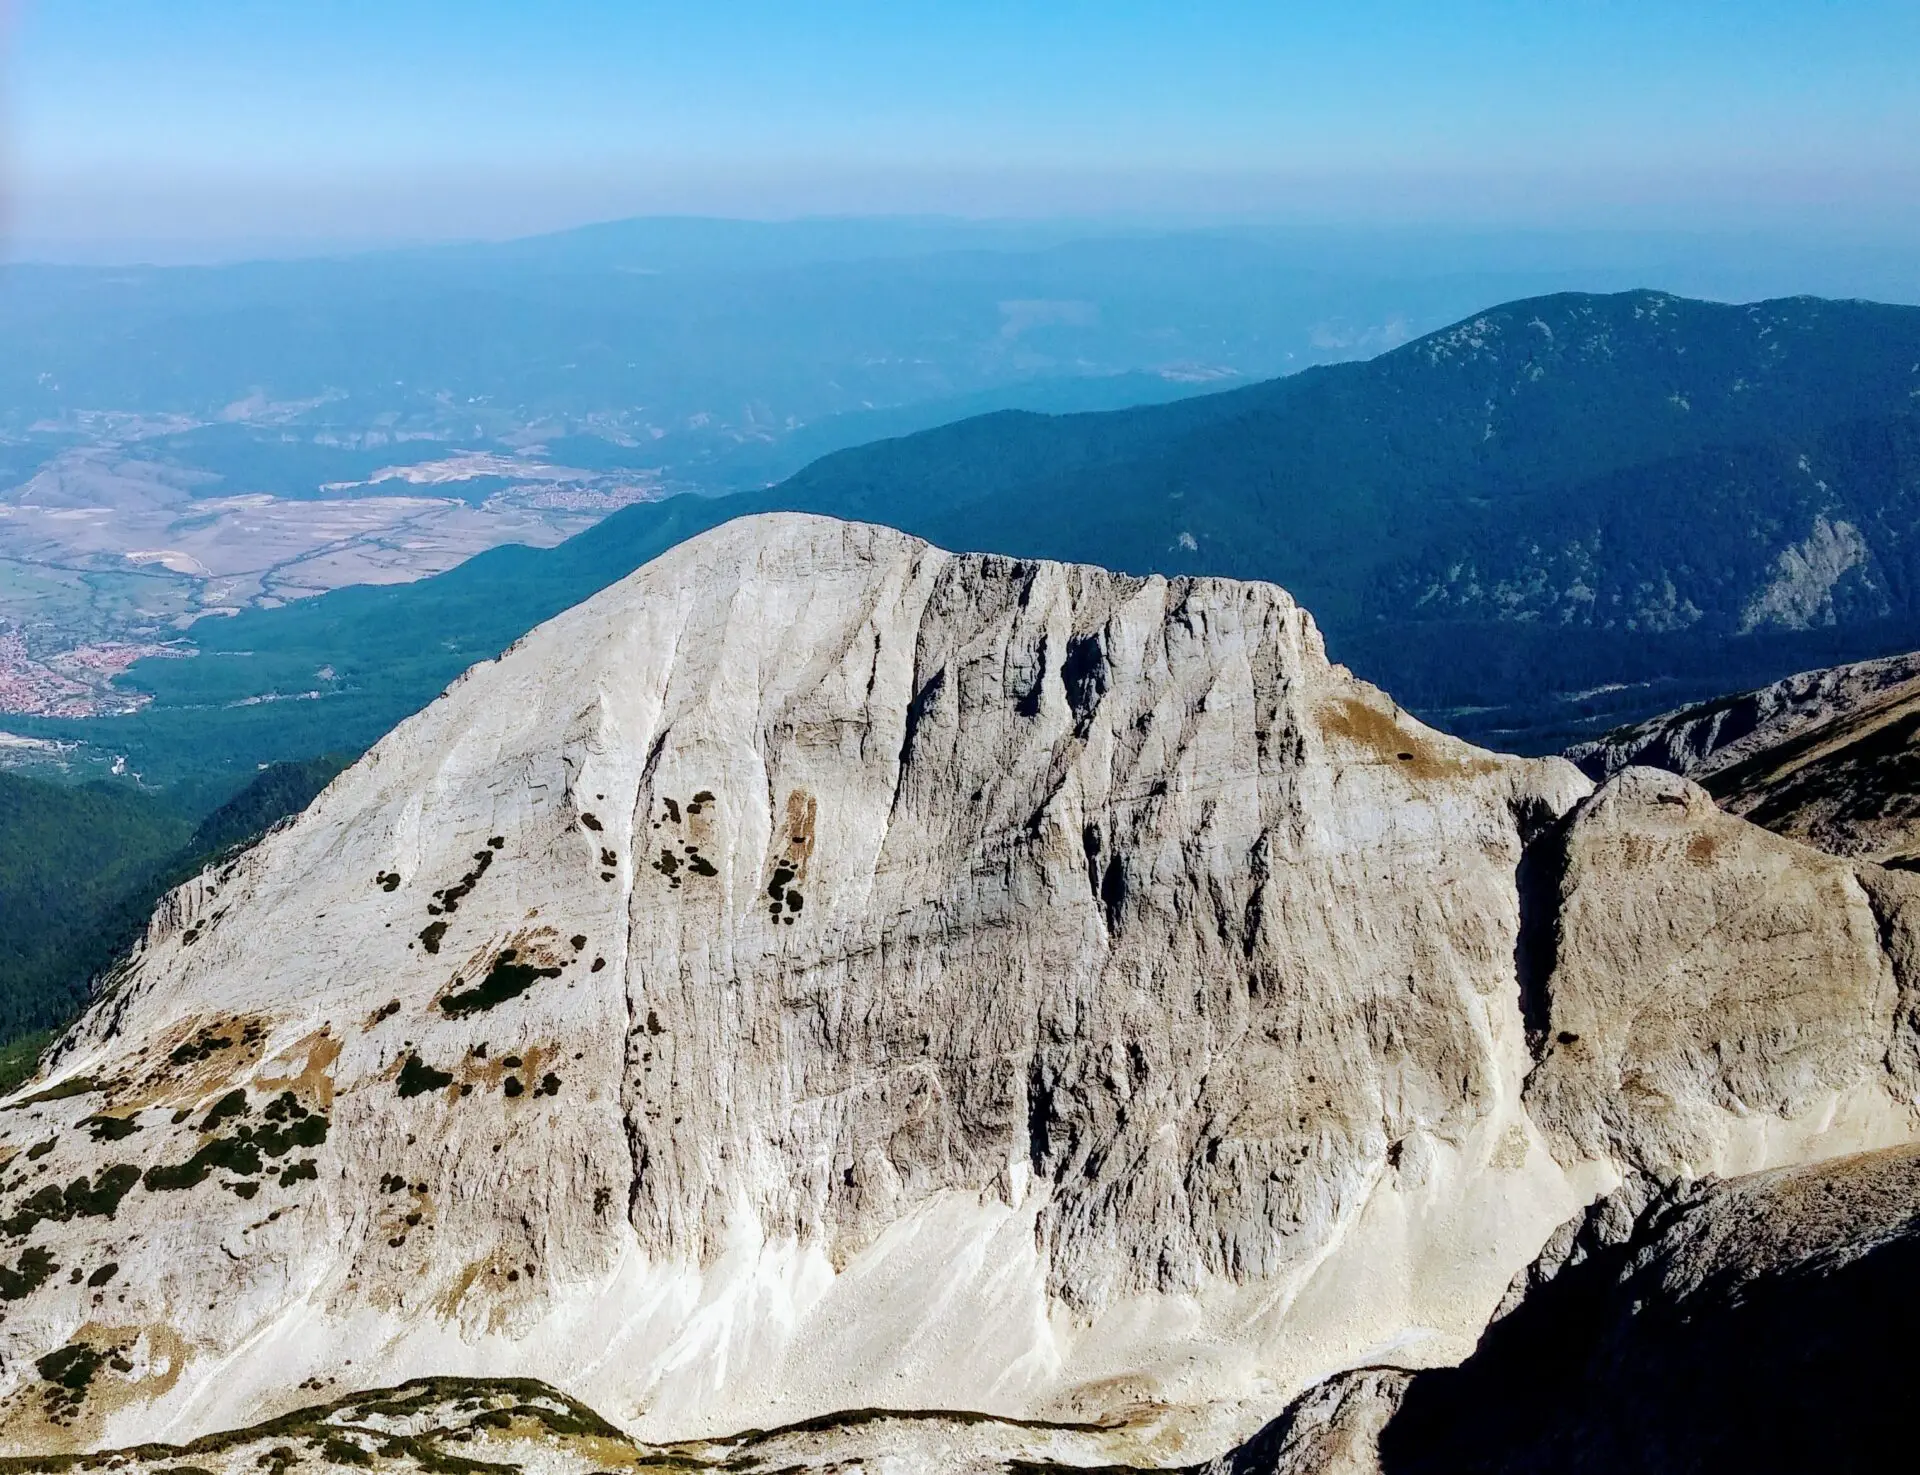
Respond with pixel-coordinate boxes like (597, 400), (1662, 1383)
(8, 221), (1918, 723)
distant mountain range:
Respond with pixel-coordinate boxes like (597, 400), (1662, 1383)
(15, 288), (1920, 795)
(12, 219), (1704, 709)
(4, 220), (1589, 495)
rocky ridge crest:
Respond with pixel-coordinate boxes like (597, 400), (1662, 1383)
(1568, 647), (1920, 860)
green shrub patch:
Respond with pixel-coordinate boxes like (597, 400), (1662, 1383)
(439, 951), (561, 1018)
(397, 1054), (455, 1098)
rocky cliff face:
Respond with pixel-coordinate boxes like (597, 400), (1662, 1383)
(1519, 766), (1920, 1175)
(1, 514), (1915, 1466)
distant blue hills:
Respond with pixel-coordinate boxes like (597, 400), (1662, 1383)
(20, 288), (1920, 796)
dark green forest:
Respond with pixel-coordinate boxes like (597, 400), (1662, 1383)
(0, 773), (187, 1040)
(0, 758), (346, 1084)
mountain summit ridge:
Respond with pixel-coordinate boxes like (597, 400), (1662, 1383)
(2, 513), (1915, 1463)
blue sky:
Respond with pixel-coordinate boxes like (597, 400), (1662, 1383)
(6, 1), (1918, 251)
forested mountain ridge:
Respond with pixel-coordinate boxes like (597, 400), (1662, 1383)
(0, 760), (348, 1073)
(780, 289), (1920, 618)
(0, 774), (187, 1043)
(18, 288), (1920, 787)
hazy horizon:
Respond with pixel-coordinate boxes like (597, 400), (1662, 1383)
(6, 1), (1919, 263)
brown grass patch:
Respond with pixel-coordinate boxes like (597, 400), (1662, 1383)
(253, 1029), (342, 1109)
(782, 789), (818, 870)
(1317, 695), (1499, 782)
(0, 1324), (192, 1456)
(98, 1013), (275, 1114)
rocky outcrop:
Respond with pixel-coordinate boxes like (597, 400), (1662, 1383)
(1567, 649), (1920, 783)
(0, 514), (1915, 1465)
(1520, 767), (1918, 1175)
(1199, 1368), (1410, 1475)
(1567, 648), (1920, 860)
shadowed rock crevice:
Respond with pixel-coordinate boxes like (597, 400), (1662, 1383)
(1080, 824), (1104, 903)
(1098, 852), (1129, 934)
(1014, 633), (1050, 718)
(1512, 809), (1574, 1061)
(1025, 1058), (1057, 1179)
(1061, 631), (1111, 736)
(898, 668), (946, 773)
